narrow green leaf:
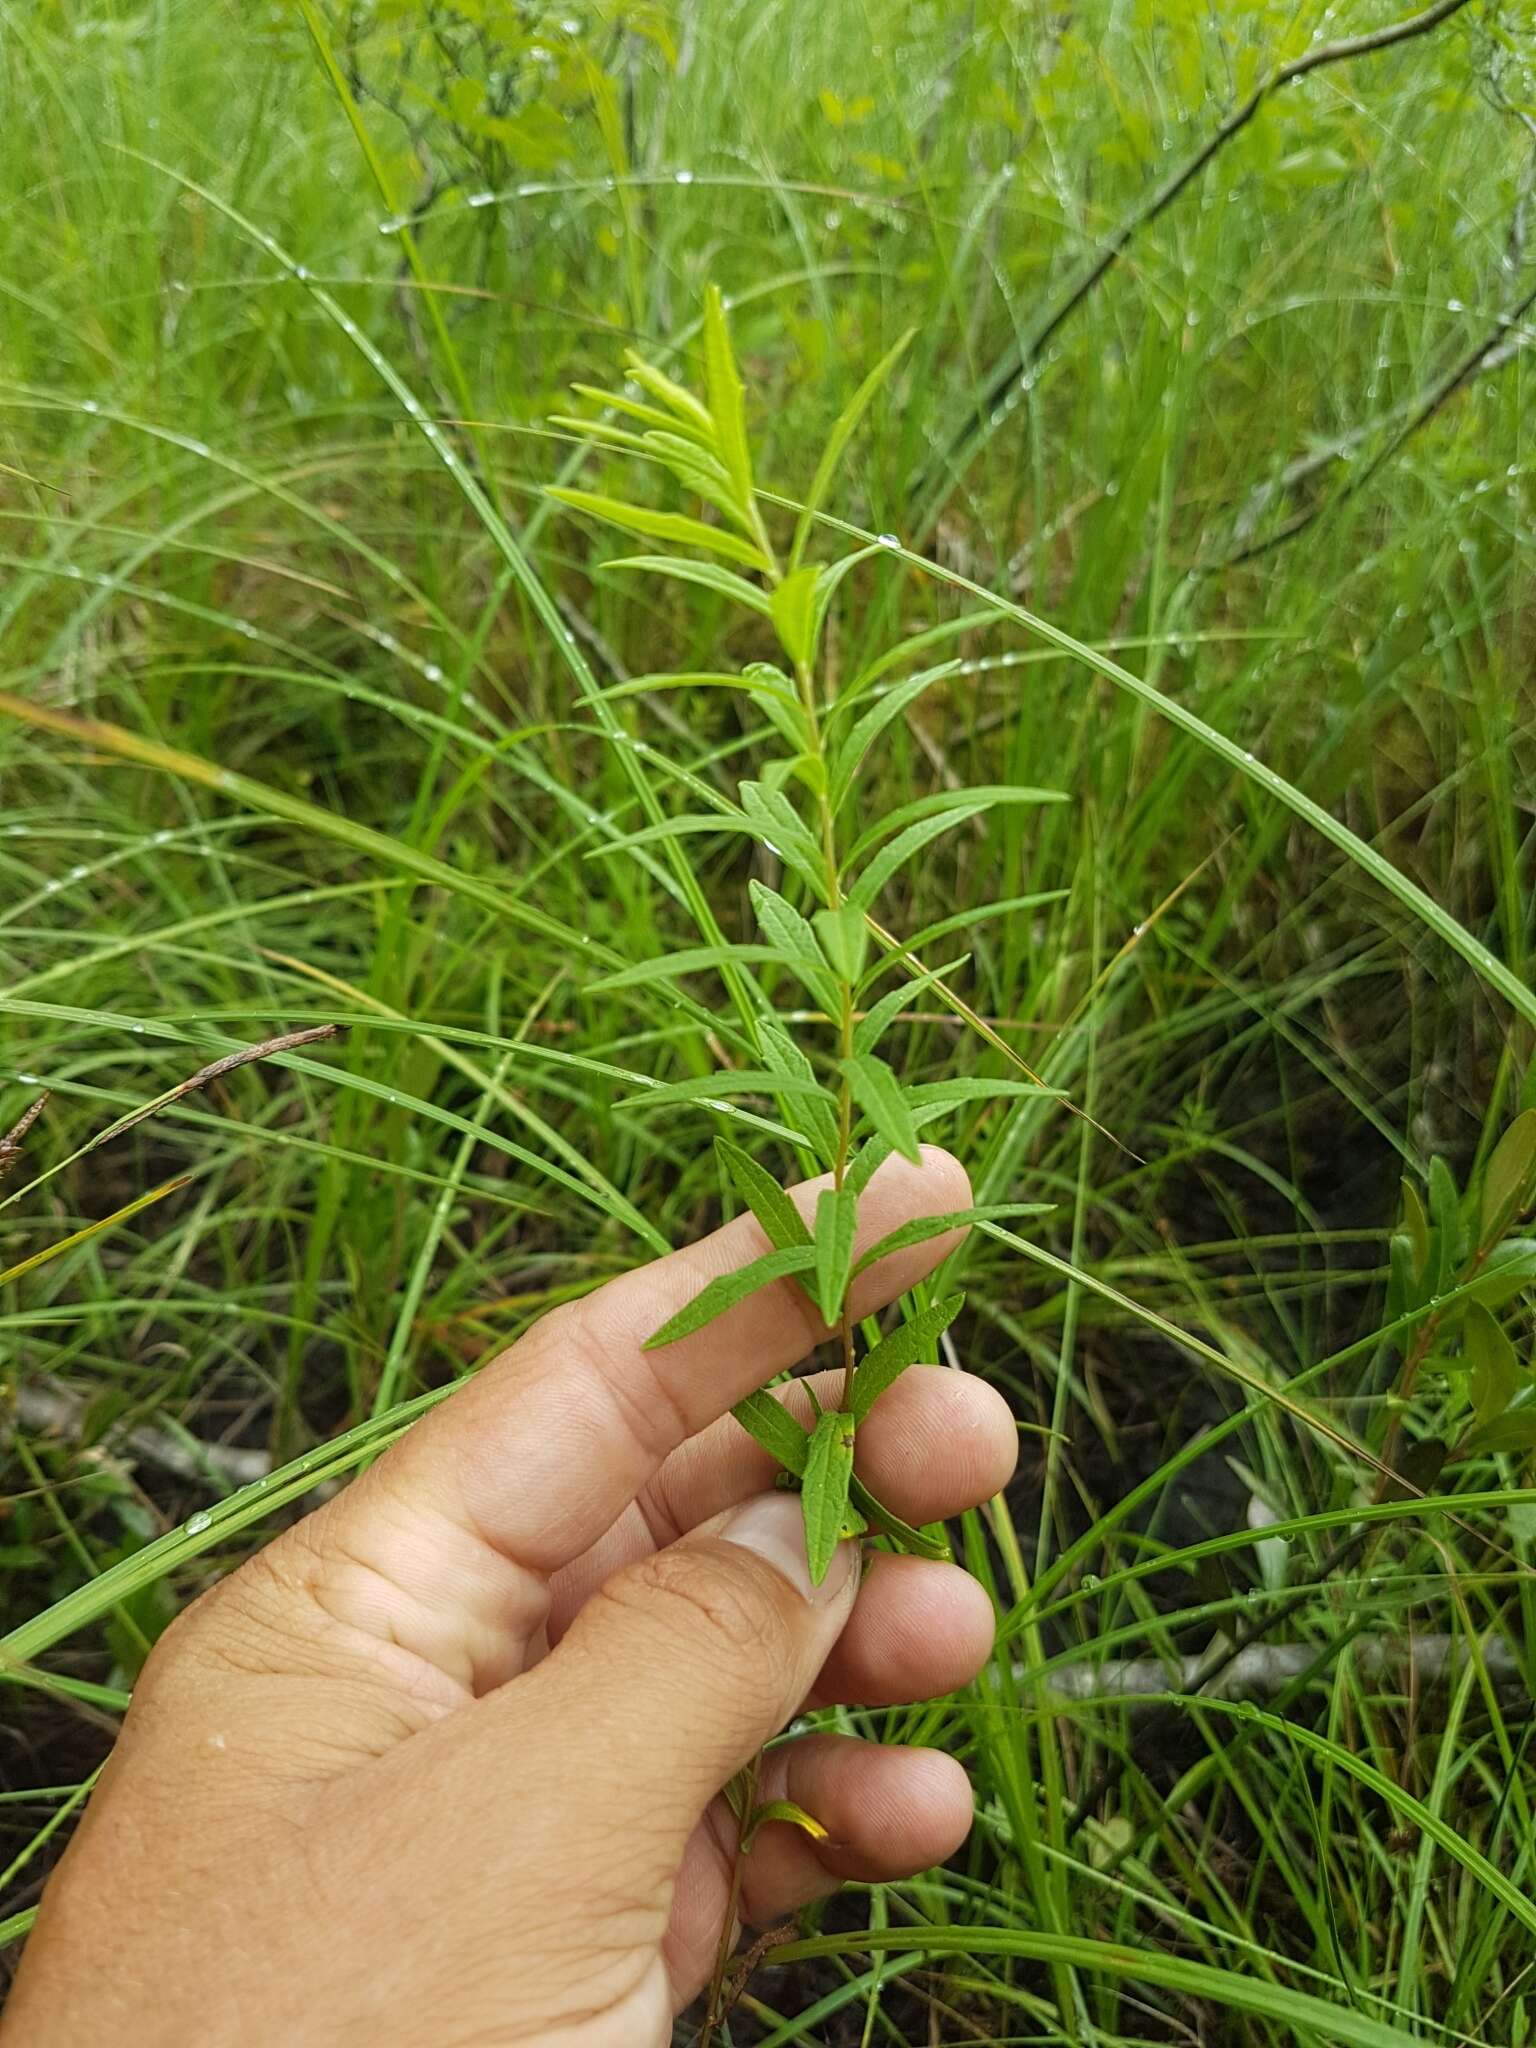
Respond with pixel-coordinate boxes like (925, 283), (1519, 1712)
(905, 1077), (1060, 1106)
(801, 1409), (857, 1584)
(740, 782), (827, 898)
(852, 957), (971, 1057)
(740, 1798), (828, 1852)
(789, 327), (915, 571)
(1428, 1154), (1462, 1292)
(644, 1244), (817, 1349)
(748, 881), (840, 1012)
(852, 1295), (964, 1423)
(602, 555), (773, 614)
(813, 903), (869, 984)
(702, 284), (754, 506)
(591, 944), (801, 992)
(840, 1052), (922, 1164)
(740, 661), (811, 751)
(769, 564), (821, 669)
(813, 1186), (858, 1324)
(1399, 1176), (1431, 1281)
(569, 381), (686, 436)
(621, 348), (715, 435)
(1465, 1303), (1520, 1426)
(853, 1202), (1051, 1276)
(731, 1388), (811, 1476)
(1464, 1237), (1536, 1309)
(547, 487), (769, 569)
(1482, 1110), (1536, 1244)
(846, 801), (994, 912)
(827, 661), (962, 811)
(715, 1137), (812, 1251)
(844, 1134), (894, 1196)
(621, 1069), (825, 1110)
(759, 1022), (841, 1166)
(1465, 1403), (1536, 1456)
(585, 811), (747, 861)
(850, 1474), (951, 1559)
(843, 785), (1066, 873)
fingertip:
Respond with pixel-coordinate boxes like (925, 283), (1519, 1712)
(854, 1366), (1019, 1518)
(866, 1143), (972, 1217)
(810, 1742), (975, 1878)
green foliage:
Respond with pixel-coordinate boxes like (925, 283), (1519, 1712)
(5, 5), (1536, 2037)
(801, 1408), (857, 1585)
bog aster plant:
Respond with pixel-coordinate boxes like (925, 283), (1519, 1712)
(549, 288), (1058, 1582)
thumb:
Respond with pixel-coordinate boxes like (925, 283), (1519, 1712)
(517, 1493), (858, 1846)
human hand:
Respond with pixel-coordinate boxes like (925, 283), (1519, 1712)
(3, 1148), (1016, 2046)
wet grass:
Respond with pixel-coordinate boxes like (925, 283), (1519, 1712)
(2, 0), (1534, 2039)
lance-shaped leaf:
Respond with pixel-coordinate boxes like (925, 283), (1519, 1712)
(840, 1052), (921, 1165)
(845, 800), (996, 912)
(789, 326), (915, 571)
(852, 1202), (1052, 1276)
(769, 564), (820, 669)
(814, 903), (868, 984)
(731, 1387), (811, 1476)
(812, 1186), (859, 1325)
(619, 1068), (826, 1110)
(759, 1022), (841, 1166)
(844, 1133), (894, 1196)
(905, 1077), (1061, 1108)
(749, 881), (840, 1013)
(843, 784), (1066, 878)
(851, 1474), (951, 1559)
(591, 943), (802, 992)
(1399, 1176), (1432, 1282)
(1428, 1154), (1462, 1293)
(547, 487), (770, 569)
(852, 956), (971, 1057)
(851, 1294), (964, 1423)
(740, 781), (827, 898)
(1465, 1303), (1521, 1427)
(715, 1136), (812, 1251)
(620, 348), (715, 435)
(1465, 1403), (1536, 1457)
(602, 555), (774, 614)
(827, 660), (963, 811)
(801, 1408), (857, 1584)
(1482, 1111), (1536, 1245)
(702, 283), (754, 509)
(644, 1243), (817, 1349)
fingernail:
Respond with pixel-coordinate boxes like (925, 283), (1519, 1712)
(719, 1492), (854, 1605)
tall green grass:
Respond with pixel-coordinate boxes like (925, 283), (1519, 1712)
(2, 0), (1533, 2040)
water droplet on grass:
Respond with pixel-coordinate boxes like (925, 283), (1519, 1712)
(875, 532), (901, 550)
(1447, 299), (1464, 313)
(674, 169), (694, 185)
(81, 399), (99, 414)
(293, 264), (310, 282)
(186, 1511), (212, 1537)
(423, 664), (444, 684)
(467, 190), (494, 209)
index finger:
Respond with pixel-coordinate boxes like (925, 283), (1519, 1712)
(386, 1145), (971, 1578)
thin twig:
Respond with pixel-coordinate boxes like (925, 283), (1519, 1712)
(87, 1024), (345, 1152)
(0, 1094), (48, 1183)
(916, 0), (1477, 507)
(1213, 274), (1536, 567)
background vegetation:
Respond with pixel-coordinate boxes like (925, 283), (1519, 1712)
(2, 0), (1534, 2040)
